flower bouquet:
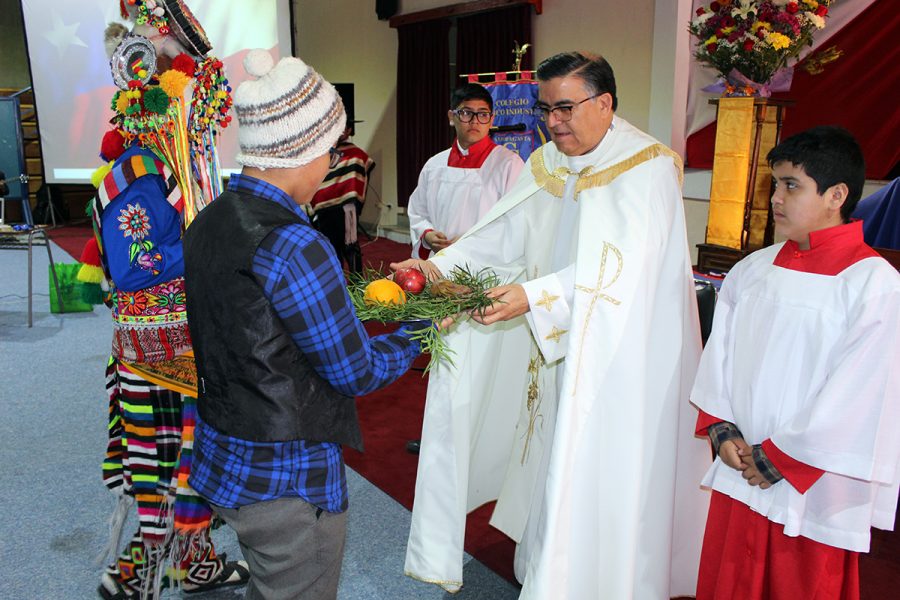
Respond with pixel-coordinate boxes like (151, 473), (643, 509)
(348, 266), (502, 371)
(688, 0), (833, 96)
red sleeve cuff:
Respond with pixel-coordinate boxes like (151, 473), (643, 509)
(762, 439), (825, 494)
(417, 229), (434, 260)
(695, 409), (725, 436)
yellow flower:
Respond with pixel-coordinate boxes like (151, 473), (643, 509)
(767, 32), (792, 50)
(803, 0), (818, 8)
(706, 35), (718, 45)
(721, 26), (735, 35)
(158, 69), (191, 99)
(115, 94), (130, 114)
(757, 21), (772, 30)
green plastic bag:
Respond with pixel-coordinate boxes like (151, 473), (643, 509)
(49, 263), (95, 313)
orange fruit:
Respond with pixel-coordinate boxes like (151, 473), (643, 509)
(364, 279), (407, 305)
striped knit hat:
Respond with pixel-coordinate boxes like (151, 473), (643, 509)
(234, 50), (346, 169)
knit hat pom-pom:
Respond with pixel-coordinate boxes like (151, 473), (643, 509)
(244, 50), (275, 78)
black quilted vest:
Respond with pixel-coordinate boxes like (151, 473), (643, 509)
(183, 190), (362, 449)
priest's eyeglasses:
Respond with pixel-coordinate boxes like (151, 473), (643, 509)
(328, 146), (343, 169)
(532, 93), (601, 122)
(452, 109), (493, 124)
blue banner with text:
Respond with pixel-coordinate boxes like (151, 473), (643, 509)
(486, 81), (549, 162)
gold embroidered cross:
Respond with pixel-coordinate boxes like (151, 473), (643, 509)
(572, 242), (623, 393)
(535, 290), (560, 312)
(545, 326), (568, 343)
(574, 242), (623, 307)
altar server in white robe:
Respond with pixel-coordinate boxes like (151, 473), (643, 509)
(692, 126), (900, 600)
(395, 51), (710, 599)
(407, 83), (524, 259)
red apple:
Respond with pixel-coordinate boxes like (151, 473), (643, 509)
(394, 267), (426, 294)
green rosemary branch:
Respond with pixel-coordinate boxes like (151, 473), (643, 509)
(348, 265), (503, 373)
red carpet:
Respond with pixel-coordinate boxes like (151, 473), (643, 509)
(44, 224), (898, 595)
(46, 222), (93, 261)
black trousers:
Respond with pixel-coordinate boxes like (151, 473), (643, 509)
(314, 204), (363, 273)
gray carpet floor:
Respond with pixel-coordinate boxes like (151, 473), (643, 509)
(0, 237), (518, 599)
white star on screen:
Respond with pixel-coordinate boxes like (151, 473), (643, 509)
(44, 12), (88, 59)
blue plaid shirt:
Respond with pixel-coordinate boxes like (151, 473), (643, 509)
(190, 174), (421, 513)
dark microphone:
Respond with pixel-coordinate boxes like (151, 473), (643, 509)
(490, 123), (527, 133)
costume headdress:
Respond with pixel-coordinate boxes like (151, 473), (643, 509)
(104, 0), (233, 225)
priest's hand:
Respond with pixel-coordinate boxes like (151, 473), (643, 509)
(738, 449), (773, 489)
(389, 259), (443, 281)
(470, 284), (530, 325)
(719, 438), (751, 471)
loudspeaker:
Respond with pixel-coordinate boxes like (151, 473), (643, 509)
(334, 83), (357, 135)
(376, 0), (398, 20)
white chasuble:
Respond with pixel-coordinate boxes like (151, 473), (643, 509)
(404, 117), (710, 598)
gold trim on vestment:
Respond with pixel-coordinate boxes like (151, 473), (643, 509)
(404, 570), (463, 593)
(530, 143), (684, 199)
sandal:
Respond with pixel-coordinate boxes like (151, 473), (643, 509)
(182, 555), (250, 594)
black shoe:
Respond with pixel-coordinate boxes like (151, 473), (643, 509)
(406, 439), (421, 455)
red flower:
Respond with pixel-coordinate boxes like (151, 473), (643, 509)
(743, 39), (755, 52)
(816, 5), (828, 17)
(707, 43), (718, 53)
(710, 1), (721, 12)
(696, 7), (706, 16)
(786, 2), (799, 14)
(756, 27), (767, 39)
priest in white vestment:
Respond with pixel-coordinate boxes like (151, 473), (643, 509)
(407, 83), (524, 259)
(396, 51), (711, 599)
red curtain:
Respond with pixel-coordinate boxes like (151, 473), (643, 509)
(396, 19), (451, 208)
(686, 0), (900, 180)
(456, 5), (534, 77)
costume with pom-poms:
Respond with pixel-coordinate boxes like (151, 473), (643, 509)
(92, 3), (244, 599)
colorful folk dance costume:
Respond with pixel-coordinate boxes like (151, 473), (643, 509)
(86, 2), (246, 598)
(407, 134), (524, 259)
(692, 221), (900, 600)
(405, 116), (710, 598)
(310, 140), (375, 271)
(94, 147), (235, 599)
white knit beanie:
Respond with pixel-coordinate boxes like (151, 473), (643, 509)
(234, 50), (346, 169)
